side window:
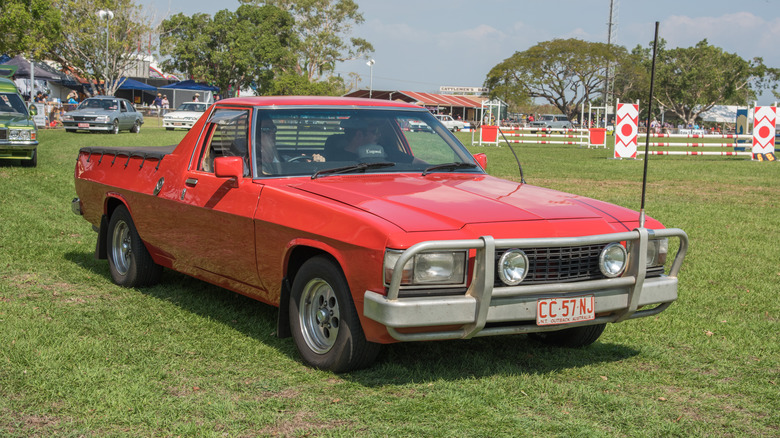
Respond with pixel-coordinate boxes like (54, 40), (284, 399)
(120, 101), (127, 112)
(198, 108), (250, 176)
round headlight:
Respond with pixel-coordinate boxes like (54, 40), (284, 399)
(498, 249), (529, 285)
(599, 243), (627, 277)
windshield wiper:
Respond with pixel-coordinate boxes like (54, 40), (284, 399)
(312, 162), (395, 179)
(422, 162), (477, 176)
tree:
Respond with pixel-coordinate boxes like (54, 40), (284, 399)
(485, 39), (621, 121)
(159, 4), (296, 97)
(240, 0), (373, 82)
(0, 0), (62, 58)
(621, 39), (779, 124)
(50, 0), (153, 96)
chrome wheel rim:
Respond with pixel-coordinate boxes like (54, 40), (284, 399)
(299, 278), (340, 354)
(110, 220), (132, 275)
(112, 120), (119, 134)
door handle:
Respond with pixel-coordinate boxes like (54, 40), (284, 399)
(185, 178), (198, 186)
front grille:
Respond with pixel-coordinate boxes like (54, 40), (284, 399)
(0, 129), (7, 140)
(495, 245), (603, 286)
(73, 116), (96, 122)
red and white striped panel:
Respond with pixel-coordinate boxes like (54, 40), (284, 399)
(615, 103), (638, 159)
(752, 106), (776, 156)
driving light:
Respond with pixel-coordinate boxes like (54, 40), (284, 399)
(599, 242), (627, 277)
(498, 249), (529, 285)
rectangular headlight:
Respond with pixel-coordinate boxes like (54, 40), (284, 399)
(384, 250), (467, 286)
(95, 116), (109, 122)
(647, 238), (668, 267)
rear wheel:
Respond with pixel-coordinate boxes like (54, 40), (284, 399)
(20, 148), (37, 168)
(530, 323), (606, 348)
(130, 120), (141, 133)
(289, 256), (380, 372)
(107, 205), (162, 287)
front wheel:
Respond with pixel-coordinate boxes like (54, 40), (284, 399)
(530, 323), (606, 348)
(289, 256), (380, 372)
(110, 119), (119, 134)
(107, 205), (162, 287)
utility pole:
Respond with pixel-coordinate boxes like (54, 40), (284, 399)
(604, 0), (617, 127)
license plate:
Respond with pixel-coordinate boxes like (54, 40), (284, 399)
(536, 295), (595, 326)
(78, 123), (89, 128)
(174, 122), (183, 126)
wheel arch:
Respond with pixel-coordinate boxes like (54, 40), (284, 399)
(277, 244), (343, 339)
(95, 196), (131, 260)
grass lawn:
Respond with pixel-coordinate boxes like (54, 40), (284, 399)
(0, 125), (778, 437)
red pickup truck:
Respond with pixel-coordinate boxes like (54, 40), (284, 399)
(72, 96), (688, 372)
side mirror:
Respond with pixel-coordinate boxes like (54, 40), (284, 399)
(28, 104), (37, 116)
(214, 156), (244, 186)
(473, 153), (487, 170)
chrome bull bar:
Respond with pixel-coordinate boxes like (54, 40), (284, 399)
(363, 227), (689, 342)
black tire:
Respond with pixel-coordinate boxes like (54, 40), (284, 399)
(165, 127), (174, 131)
(106, 205), (162, 287)
(530, 323), (606, 348)
(20, 148), (37, 168)
(110, 119), (119, 134)
(131, 120), (141, 133)
(289, 256), (380, 372)
(65, 128), (76, 133)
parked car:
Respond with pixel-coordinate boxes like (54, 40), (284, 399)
(0, 66), (38, 167)
(61, 96), (143, 134)
(163, 102), (208, 130)
(434, 114), (466, 132)
(530, 114), (572, 132)
(72, 96), (688, 373)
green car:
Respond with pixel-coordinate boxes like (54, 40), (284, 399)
(0, 65), (39, 167)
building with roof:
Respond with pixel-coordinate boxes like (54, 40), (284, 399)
(344, 89), (490, 122)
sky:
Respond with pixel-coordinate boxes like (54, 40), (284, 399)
(139, 0), (780, 104)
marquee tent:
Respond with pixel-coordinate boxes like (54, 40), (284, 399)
(159, 80), (219, 107)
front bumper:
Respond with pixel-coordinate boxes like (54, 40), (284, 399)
(63, 122), (113, 132)
(364, 227), (688, 341)
(162, 119), (195, 129)
(0, 141), (38, 160)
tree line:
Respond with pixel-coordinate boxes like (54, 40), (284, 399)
(0, 0), (371, 97)
(2, 0), (778, 120)
(485, 38), (780, 125)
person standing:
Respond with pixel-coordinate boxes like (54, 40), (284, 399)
(161, 95), (169, 115)
(152, 93), (163, 116)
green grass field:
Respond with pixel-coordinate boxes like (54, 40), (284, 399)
(0, 125), (778, 437)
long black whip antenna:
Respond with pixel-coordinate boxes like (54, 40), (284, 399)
(497, 127), (526, 184)
(640, 21), (660, 228)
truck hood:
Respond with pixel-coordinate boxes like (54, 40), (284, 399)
(290, 174), (639, 232)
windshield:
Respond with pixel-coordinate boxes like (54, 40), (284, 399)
(251, 108), (481, 178)
(78, 99), (118, 110)
(178, 103), (207, 112)
(0, 93), (29, 115)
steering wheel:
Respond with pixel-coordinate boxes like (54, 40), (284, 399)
(287, 154), (315, 163)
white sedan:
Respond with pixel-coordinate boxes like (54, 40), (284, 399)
(434, 114), (466, 132)
(162, 102), (208, 130)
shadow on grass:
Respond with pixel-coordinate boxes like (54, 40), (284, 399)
(65, 250), (640, 384)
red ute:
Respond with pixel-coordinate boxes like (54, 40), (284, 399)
(72, 96), (688, 372)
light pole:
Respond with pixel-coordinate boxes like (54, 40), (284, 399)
(366, 59), (375, 98)
(98, 9), (114, 94)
